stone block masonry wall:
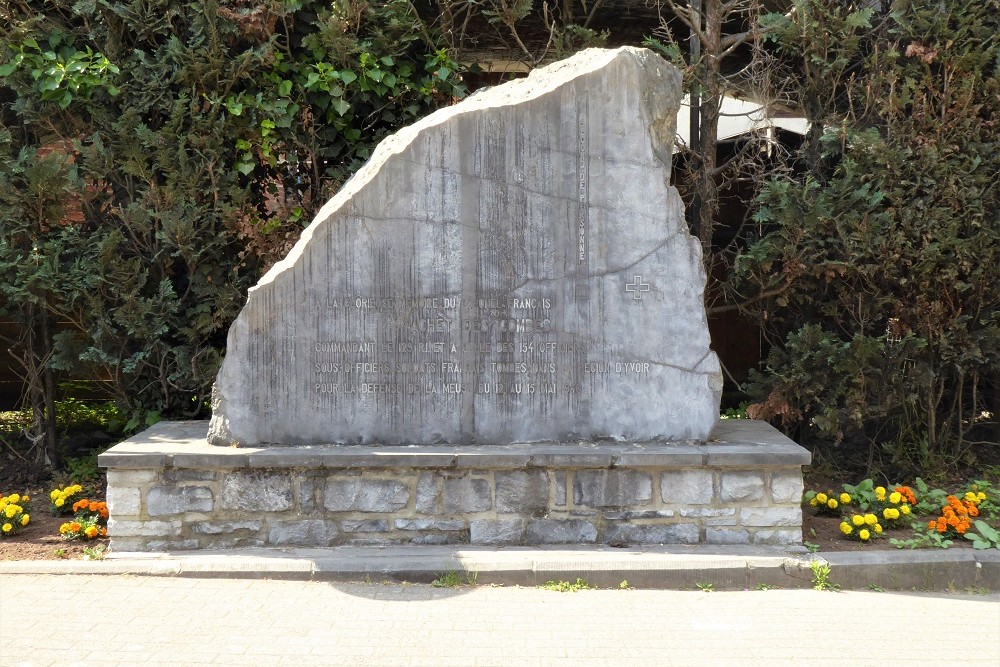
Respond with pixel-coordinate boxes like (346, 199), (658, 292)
(106, 466), (804, 551)
(100, 421), (809, 551)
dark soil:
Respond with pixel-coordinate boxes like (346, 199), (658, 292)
(0, 479), (109, 561)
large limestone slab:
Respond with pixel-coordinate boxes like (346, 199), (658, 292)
(209, 46), (722, 446)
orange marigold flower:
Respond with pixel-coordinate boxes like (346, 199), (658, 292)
(101, 527), (108, 536)
(89, 501), (100, 512)
(69, 522), (81, 532)
(85, 526), (98, 538)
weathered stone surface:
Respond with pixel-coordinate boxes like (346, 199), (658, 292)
(554, 472), (567, 506)
(163, 469), (216, 483)
(470, 519), (525, 544)
(495, 471), (549, 513)
(108, 518), (181, 537)
(415, 473), (439, 513)
(604, 523), (699, 545)
(220, 471), (293, 512)
(751, 529), (802, 546)
(267, 519), (337, 545)
(340, 519), (389, 532)
(323, 478), (409, 512)
(441, 477), (491, 513)
(106, 487), (141, 516)
(525, 519), (597, 544)
(573, 470), (652, 507)
(705, 528), (751, 545)
(660, 470), (713, 505)
(106, 470), (158, 486)
(208, 46), (721, 447)
(740, 507), (802, 527)
(770, 470), (805, 504)
(191, 520), (262, 535)
(146, 539), (200, 551)
(146, 486), (214, 516)
(394, 518), (465, 531)
(720, 471), (765, 503)
(298, 478), (319, 513)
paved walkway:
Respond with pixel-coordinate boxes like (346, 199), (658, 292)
(2, 574), (998, 667)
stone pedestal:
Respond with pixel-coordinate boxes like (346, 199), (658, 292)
(99, 419), (809, 551)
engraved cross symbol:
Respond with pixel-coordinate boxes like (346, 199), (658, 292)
(625, 275), (650, 301)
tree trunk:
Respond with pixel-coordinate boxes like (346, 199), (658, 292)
(40, 308), (59, 468)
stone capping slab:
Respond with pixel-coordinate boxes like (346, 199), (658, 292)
(99, 419), (810, 470)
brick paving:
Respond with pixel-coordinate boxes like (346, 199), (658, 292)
(2, 574), (998, 667)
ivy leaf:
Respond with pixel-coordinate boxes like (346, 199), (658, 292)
(235, 161), (254, 175)
(278, 79), (293, 97)
(339, 70), (357, 85)
(332, 98), (350, 116)
(58, 90), (73, 109)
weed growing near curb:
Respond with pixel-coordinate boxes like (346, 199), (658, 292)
(540, 579), (593, 592)
(810, 561), (839, 591)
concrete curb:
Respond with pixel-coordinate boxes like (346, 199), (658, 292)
(3, 545), (997, 591)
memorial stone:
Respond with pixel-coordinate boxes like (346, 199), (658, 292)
(208, 46), (722, 447)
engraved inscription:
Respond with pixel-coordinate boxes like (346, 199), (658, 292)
(625, 275), (650, 301)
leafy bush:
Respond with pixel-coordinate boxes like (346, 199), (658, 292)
(0, 2), (466, 455)
(740, 0), (999, 471)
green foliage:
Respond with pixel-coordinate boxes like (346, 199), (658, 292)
(809, 560), (838, 591)
(540, 578), (594, 592)
(64, 450), (102, 483)
(740, 0), (1000, 472)
(841, 480), (875, 510)
(912, 478), (950, 516)
(0, 1), (466, 433)
(431, 571), (476, 587)
(965, 521), (1000, 550)
(889, 524), (953, 550)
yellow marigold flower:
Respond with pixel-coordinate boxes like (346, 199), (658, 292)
(50, 490), (59, 500)
(4, 505), (17, 518)
(852, 515), (865, 526)
(874, 524), (883, 534)
(964, 492), (976, 503)
(55, 498), (64, 507)
(809, 498), (818, 507)
(8, 494), (19, 503)
(889, 491), (902, 504)
(901, 504), (911, 515)
(59, 523), (71, 534)
(84, 526), (98, 538)
(977, 492), (986, 502)
(22, 495), (28, 502)
(840, 522), (852, 535)
(1, 523), (11, 533)
(875, 487), (886, 501)
(20, 514), (29, 526)
(827, 499), (838, 509)
(816, 493), (828, 504)
(864, 513), (878, 526)
(859, 529), (871, 541)
(840, 493), (851, 504)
